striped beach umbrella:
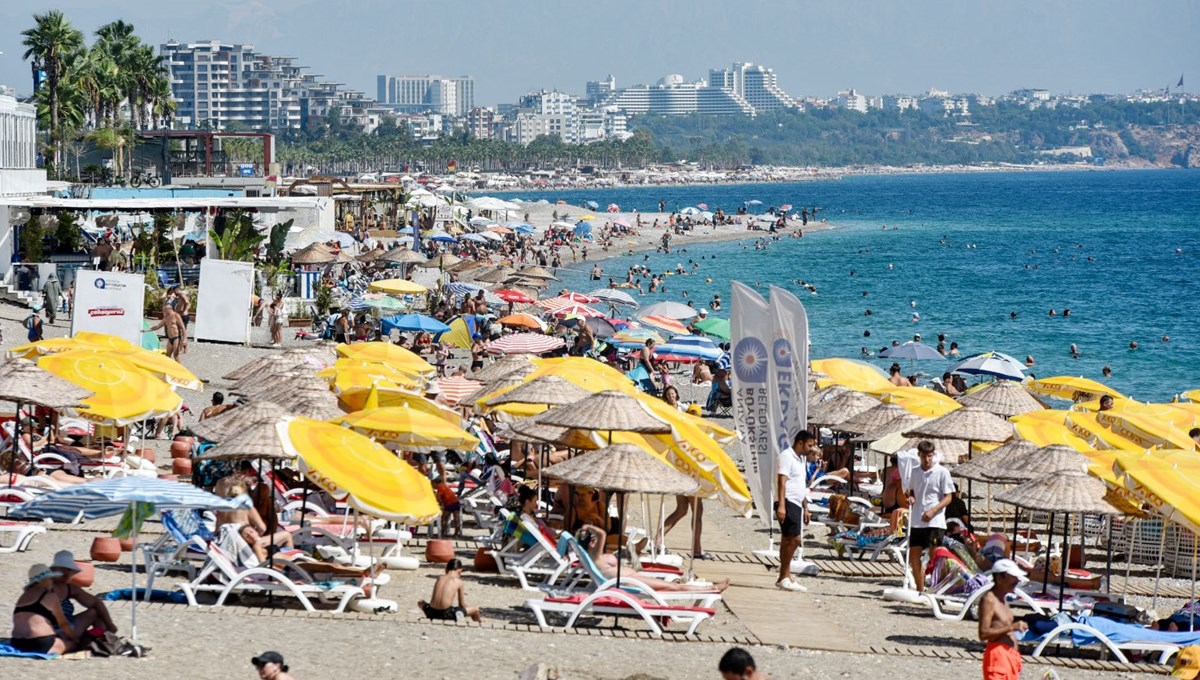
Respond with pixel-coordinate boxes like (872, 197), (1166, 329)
(637, 314), (690, 336)
(435, 375), (484, 407)
(487, 333), (566, 356)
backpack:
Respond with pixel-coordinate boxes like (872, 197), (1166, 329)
(23, 314), (39, 341)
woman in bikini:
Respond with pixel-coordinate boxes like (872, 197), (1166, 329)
(11, 564), (76, 654)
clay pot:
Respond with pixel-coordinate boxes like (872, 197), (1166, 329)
(424, 539), (454, 564)
(473, 547), (498, 573)
(173, 435), (195, 445)
(118, 538), (134, 552)
(170, 441), (192, 459)
(172, 458), (192, 476)
(136, 448), (156, 464)
(68, 560), (95, 587)
(90, 537), (121, 563)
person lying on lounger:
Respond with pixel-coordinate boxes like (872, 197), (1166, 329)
(576, 524), (730, 594)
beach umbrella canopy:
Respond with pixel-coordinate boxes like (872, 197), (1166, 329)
(37, 351), (181, 425)
(879, 341), (945, 361)
(544, 443), (699, 497)
(878, 386), (962, 418)
(224, 347), (334, 382)
(191, 401), (291, 443)
(418, 252), (463, 269)
(424, 230), (457, 243)
(1011, 410), (1094, 451)
(368, 278), (428, 295)
(9, 331), (140, 359)
(517, 265), (559, 281)
(639, 300), (699, 320)
(1061, 412), (1144, 451)
(476, 267), (517, 285)
(471, 355), (537, 383)
(1027, 376), (1125, 402)
(0, 358), (92, 408)
(871, 431), (969, 459)
(851, 413), (926, 442)
(316, 357), (429, 384)
(995, 472), (1120, 516)
(277, 418), (439, 523)
(483, 375), (591, 408)
(585, 317), (618, 338)
(950, 439), (1038, 482)
(637, 315), (691, 336)
(537, 390), (672, 435)
(433, 376), (483, 407)
(836, 403), (911, 435)
(445, 281), (487, 297)
(679, 207), (702, 216)
(359, 294), (408, 313)
(692, 317), (730, 340)
(654, 335), (723, 361)
(331, 406), (478, 452)
(494, 289), (536, 304)
(487, 333), (565, 356)
(1093, 410), (1196, 450)
(290, 242), (336, 265)
(588, 288), (639, 308)
(499, 416), (604, 450)
(497, 313), (547, 331)
(335, 342), (435, 376)
(550, 303), (604, 319)
(984, 444), (1091, 483)
(957, 380), (1044, 417)
(381, 313), (451, 335)
(379, 248), (427, 265)
(807, 390), (880, 428)
(950, 351), (1025, 381)
(610, 328), (664, 348)
(903, 406), (1014, 443)
(811, 358), (892, 392)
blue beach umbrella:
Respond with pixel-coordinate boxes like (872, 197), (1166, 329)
(10, 477), (248, 641)
(425, 230), (457, 243)
(655, 335), (723, 361)
(381, 313), (451, 335)
(950, 351), (1025, 381)
(585, 200), (599, 210)
(879, 341), (945, 361)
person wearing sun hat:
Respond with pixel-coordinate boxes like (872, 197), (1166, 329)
(977, 558), (1029, 680)
(51, 549), (118, 637)
(1175, 647), (1200, 679)
(11, 563), (76, 654)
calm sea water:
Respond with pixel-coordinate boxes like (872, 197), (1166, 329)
(493, 171), (1200, 401)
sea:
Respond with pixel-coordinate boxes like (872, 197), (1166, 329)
(491, 170), (1200, 402)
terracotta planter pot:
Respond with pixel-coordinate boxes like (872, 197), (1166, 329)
(68, 559), (95, 587)
(473, 547), (498, 573)
(172, 458), (192, 476)
(137, 448), (156, 464)
(424, 539), (454, 564)
(170, 441), (192, 459)
(118, 538), (134, 552)
(173, 435), (195, 445)
(90, 537), (121, 563)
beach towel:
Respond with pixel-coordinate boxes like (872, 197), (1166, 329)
(113, 502), (156, 540)
(0, 643), (57, 660)
(1070, 615), (1200, 647)
(102, 588), (187, 604)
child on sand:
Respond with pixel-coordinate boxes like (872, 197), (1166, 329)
(417, 558), (482, 623)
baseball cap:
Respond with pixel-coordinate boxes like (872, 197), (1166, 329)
(252, 651), (287, 670)
(987, 558), (1028, 583)
(1174, 646), (1200, 679)
(51, 549), (81, 573)
(698, 308), (708, 316)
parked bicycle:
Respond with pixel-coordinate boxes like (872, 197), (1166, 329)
(130, 169), (161, 188)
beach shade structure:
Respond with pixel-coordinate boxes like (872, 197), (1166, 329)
(326, 367), (422, 398)
(316, 357), (429, 384)
(0, 358), (92, 409)
(497, 313), (547, 331)
(610, 328), (665, 348)
(1010, 410), (1094, 451)
(380, 313), (451, 335)
(516, 265), (558, 281)
(487, 333), (566, 356)
(462, 374), (529, 410)
(9, 330), (141, 359)
(835, 403), (912, 436)
(949, 351), (1026, 381)
(423, 231), (457, 244)
(378, 247), (427, 265)
(460, 234), (489, 245)
(10, 477), (249, 641)
(1183, 388), (1200, 403)
(810, 358), (892, 392)
(637, 315), (691, 337)
(223, 347), (333, 382)
(445, 281), (488, 297)
(330, 406), (478, 452)
(611, 218), (632, 229)
(585, 317), (619, 339)
(433, 376), (483, 407)
(333, 380), (425, 413)
(851, 413), (925, 443)
(194, 425), (296, 463)
(190, 401), (291, 443)
(1093, 410), (1196, 450)
(417, 251), (462, 269)
(692, 317), (730, 340)
(984, 444), (1091, 484)
(368, 278), (428, 295)
(950, 439), (1038, 482)
(1061, 412), (1144, 451)
(289, 242), (337, 265)
(654, 335), (723, 362)
(494, 289), (536, 304)
(506, 275), (551, 290)
(639, 300), (700, 320)
(679, 207), (702, 216)
(807, 390), (880, 428)
(557, 291), (600, 304)
(879, 341), (945, 361)
(549, 303), (604, 320)
(140, 321), (160, 351)
(359, 294), (407, 313)
(277, 417), (439, 524)
(335, 342), (435, 376)
(498, 414), (603, 450)
(878, 386), (962, 418)
(483, 375), (592, 409)
(871, 431), (969, 459)
(470, 355), (537, 384)
(37, 351), (181, 426)
(355, 247), (385, 263)
(538, 390), (673, 440)
(957, 380), (1045, 418)
(903, 406), (1014, 444)
(1027, 376), (1125, 403)
(588, 288), (639, 308)
(809, 384), (851, 405)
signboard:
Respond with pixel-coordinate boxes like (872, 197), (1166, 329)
(70, 270), (145, 345)
(238, 163), (255, 177)
(434, 205), (452, 224)
(195, 259), (255, 344)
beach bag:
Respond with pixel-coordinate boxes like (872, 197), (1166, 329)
(87, 631), (147, 658)
(23, 315), (38, 342)
(1092, 601), (1139, 624)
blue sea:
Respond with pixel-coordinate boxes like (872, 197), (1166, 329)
(492, 171), (1200, 401)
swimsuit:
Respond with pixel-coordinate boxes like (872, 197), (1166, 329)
(982, 641), (1022, 680)
(421, 602), (465, 621)
(13, 594), (60, 653)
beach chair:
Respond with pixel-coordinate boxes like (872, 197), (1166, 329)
(503, 513), (573, 591)
(0, 519), (46, 553)
(1027, 614), (1200, 664)
(143, 509), (215, 590)
(551, 533), (692, 597)
(916, 548), (1048, 621)
(525, 589), (716, 637)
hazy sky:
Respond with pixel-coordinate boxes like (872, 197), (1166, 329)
(2, 1), (1196, 104)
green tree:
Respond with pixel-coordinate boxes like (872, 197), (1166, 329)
(21, 216), (45, 263)
(21, 10), (84, 173)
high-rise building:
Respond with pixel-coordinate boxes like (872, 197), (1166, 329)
(376, 75), (474, 116)
(709, 62), (798, 112)
(517, 90), (578, 143)
(836, 88), (868, 113)
(586, 75), (616, 105)
(466, 107), (495, 140)
(598, 62), (795, 117)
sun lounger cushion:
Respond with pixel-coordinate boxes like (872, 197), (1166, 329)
(544, 593), (715, 617)
(1071, 615), (1200, 647)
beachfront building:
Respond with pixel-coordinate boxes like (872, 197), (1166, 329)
(882, 95), (919, 112)
(836, 89), (869, 113)
(597, 62), (796, 117)
(376, 75), (475, 117)
(709, 62), (799, 112)
(586, 75), (616, 106)
(516, 90), (578, 143)
(0, 84), (49, 284)
(466, 107), (496, 140)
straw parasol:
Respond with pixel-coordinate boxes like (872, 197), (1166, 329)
(950, 438), (1038, 482)
(983, 444), (1090, 483)
(286, 394), (344, 421)
(836, 403), (910, 435)
(543, 443), (699, 496)
(903, 406), (1014, 443)
(190, 402), (290, 443)
(958, 381), (1045, 417)
(473, 266), (515, 284)
(808, 383), (849, 404)
(378, 247), (427, 265)
(290, 242), (336, 265)
(451, 260), (487, 274)
(223, 348), (331, 381)
(462, 374), (528, 408)
(537, 390), (673, 435)
(852, 413), (925, 442)
(483, 375), (590, 408)
(807, 391), (879, 428)
(355, 247), (384, 263)
(497, 415), (603, 451)
(419, 252), (462, 269)
(231, 372), (323, 399)
(506, 275), (550, 289)
(195, 428), (293, 462)
(470, 355), (536, 383)
(996, 471), (1119, 515)
(333, 249), (356, 264)
(516, 265), (559, 281)
(0, 358), (92, 408)
(870, 434), (969, 459)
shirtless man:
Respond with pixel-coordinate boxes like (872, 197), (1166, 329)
(888, 363), (912, 387)
(152, 304), (187, 360)
(200, 392), (231, 421)
(978, 559), (1029, 680)
(417, 558), (482, 622)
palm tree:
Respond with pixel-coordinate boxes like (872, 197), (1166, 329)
(22, 10), (84, 172)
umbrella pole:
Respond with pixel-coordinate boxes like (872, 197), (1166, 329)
(1010, 510), (1020, 560)
(131, 500), (139, 641)
(1153, 519), (1167, 612)
(1042, 512), (1055, 597)
(615, 492), (626, 590)
(966, 440), (973, 516)
(1104, 517), (1114, 596)
(1058, 513), (1070, 612)
(1191, 531), (1197, 631)
(1124, 519), (1135, 598)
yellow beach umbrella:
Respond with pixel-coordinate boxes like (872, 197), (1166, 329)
(316, 358), (429, 382)
(323, 362), (424, 396)
(1062, 412), (1144, 451)
(1094, 410), (1196, 450)
(878, 386), (961, 418)
(367, 278), (428, 295)
(1010, 411), (1092, 451)
(331, 406), (478, 452)
(38, 351), (181, 425)
(1080, 401), (1200, 432)
(811, 358), (892, 392)
(634, 393), (738, 445)
(8, 331), (140, 359)
(277, 417), (439, 523)
(1027, 376), (1125, 402)
(1111, 455), (1200, 534)
(335, 342), (435, 376)
(107, 348), (202, 391)
(527, 356), (636, 393)
(338, 383), (462, 425)
(1184, 388), (1200, 403)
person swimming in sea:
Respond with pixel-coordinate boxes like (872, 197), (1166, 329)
(1070, 343), (1080, 358)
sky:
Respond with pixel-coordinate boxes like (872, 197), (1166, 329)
(1, 0), (1197, 105)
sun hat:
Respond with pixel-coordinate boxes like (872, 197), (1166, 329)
(698, 308), (708, 316)
(424, 383), (442, 396)
(51, 550), (81, 574)
(251, 651), (288, 671)
(26, 563), (60, 589)
(986, 558), (1028, 583)
(1174, 646), (1200, 679)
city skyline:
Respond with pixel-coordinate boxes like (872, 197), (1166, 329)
(0, 1), (1196, 106)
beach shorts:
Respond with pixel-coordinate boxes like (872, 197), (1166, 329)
(779, 501), (805, 538)
(982, 642), (1022, 680)
(910, 527), (944, 549)
(422, 603), (465, 621)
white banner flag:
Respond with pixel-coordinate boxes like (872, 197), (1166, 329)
(730, 282), (776, 526)
(769, 285), (810, 439)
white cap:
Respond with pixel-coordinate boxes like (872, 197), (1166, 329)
(987, 558), (1028, 583)
(698, 308), (708, 316)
